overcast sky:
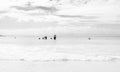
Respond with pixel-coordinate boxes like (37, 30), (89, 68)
(0, 0), (120, 36)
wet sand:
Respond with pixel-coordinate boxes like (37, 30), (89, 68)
(0, 35), (120, 61)
(0, 61), (120, 72)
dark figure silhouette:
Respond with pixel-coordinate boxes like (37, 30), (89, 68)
(42, 36), (47, 40)
(88, 37), (91, 40)
(50, 38), (52, 40)
(45, 36), (47, 40)
(14, 37), (16, 39)
(38, 38), (41, 40)
(54, 35), (56, 40)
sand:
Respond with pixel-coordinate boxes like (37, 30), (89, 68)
(0, 35), (120, 61)
(0, 61), (120, 72)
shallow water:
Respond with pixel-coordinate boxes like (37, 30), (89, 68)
(0, 35), (120, 61)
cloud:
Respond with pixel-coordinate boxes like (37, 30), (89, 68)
(0, 11), (8, 14)
(11, 5), (58, 13)
(0, 0), (120, 22)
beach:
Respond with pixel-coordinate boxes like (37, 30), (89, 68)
(0, 61), (120, 72)
(0, 0), (120, 72)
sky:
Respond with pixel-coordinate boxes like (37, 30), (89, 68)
(0, 0), (120, 21)
(0, 0), (120, 35)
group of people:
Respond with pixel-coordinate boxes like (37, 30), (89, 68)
(38, 35), (56, 40)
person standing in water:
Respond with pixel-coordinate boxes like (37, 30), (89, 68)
(54, 35), (56, 40)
